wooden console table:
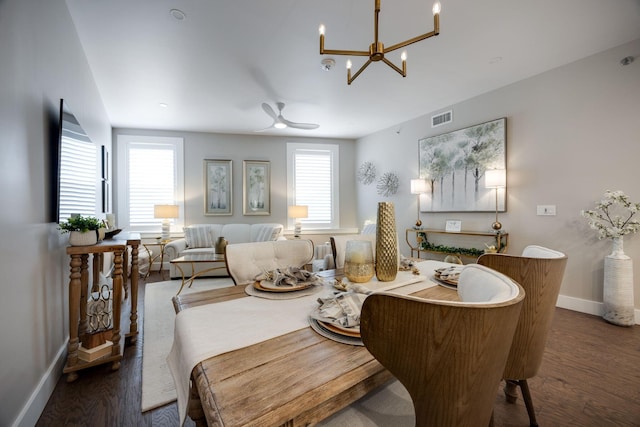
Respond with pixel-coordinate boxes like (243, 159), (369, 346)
(63, 233), (140, 382)
(406, 228), (509, 260)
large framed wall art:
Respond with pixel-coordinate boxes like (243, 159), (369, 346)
(243, 160), (271, 215)
(204, 159), (232, 215)
(418, 117), (506, 212)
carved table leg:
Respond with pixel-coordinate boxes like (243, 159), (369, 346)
(65, 254), (83, 382)
(128, 243), (139, 343)
(110, 248), (123, 371)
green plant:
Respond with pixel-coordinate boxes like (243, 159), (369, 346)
(58, 216), (102, 233)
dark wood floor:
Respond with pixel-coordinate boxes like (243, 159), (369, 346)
(37, 272), (640, 426)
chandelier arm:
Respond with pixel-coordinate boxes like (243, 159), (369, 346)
(374, 0), (381, 45)
(386, 31), (439, 53)
(348, 59), (373, 85)
(320, 48), (370, 57)
(381, 58), (406, 77)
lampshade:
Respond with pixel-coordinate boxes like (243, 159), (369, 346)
(410, 178), (429, 194)
(288, 205), (309, 219)
(154, 204), (179, 219)
(485, 169), (506, 189)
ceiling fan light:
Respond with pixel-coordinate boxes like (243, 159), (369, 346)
(274, 122), (287, 129)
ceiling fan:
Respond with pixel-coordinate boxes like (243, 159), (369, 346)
(256, 102), (319, 131)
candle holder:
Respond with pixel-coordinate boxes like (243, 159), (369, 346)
(344, 240), (375, 283)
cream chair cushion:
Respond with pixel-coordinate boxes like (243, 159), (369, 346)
(457, 264), (521, 304)
(522, 245), (565, 259)
(225, 240), (314, 285)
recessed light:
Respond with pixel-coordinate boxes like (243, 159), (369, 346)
(170, 9), (186, 20)
(159, 103), (168, 108)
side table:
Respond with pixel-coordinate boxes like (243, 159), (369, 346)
(143, 239), (172, 279)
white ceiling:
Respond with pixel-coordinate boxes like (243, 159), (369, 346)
(65, 0), (640, 139)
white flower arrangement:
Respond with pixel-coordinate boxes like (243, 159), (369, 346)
(581, 190), (640, 240)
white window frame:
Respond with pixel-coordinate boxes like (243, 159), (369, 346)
(286, 142), (339, 231)
(116, 135), (184, 234)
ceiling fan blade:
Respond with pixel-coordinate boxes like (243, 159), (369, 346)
(261, 103), (277, 120)
(281, 117), (319, 130)
(253, 126), (275, 132)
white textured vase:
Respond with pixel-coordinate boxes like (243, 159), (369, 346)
(68, 230), (98, 246)
(603, 237), (635, 326)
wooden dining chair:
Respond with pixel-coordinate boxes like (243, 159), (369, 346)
(359, 264), (526, 427)
(224, 239), (314, 285)
(477, 245), (568, 427)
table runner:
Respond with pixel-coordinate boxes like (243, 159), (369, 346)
(168, 261), (450, 425)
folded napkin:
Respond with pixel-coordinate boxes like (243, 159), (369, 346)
(255, 266), (317, 287)
(314, 285), (371, 327)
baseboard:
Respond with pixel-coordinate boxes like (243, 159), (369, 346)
(12, 342), (67, 427)
(556, 295), (640, 325)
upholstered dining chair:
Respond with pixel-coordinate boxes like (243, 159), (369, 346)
(358, 264), (526, 427)
(477, 245), (568, 427)
(224, 239), (314, 285)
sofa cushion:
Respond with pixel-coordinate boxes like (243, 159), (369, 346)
(252, 224), (284, 242)
(184, 225), (215, 248)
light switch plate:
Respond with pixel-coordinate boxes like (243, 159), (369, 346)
(537, 205), (556, 216)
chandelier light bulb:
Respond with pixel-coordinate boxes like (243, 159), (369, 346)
(401, 51), (407, 61)
(346, 59), (352, 70)
(318, 24), (325, 36)
(432, 1), (441, 15)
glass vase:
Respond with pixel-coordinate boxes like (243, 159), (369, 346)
(344, 240), (375, 283)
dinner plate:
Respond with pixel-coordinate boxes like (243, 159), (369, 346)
(318, 320), (361, 338)
(253, 280), (313, 293)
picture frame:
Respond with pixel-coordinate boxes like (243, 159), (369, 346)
(445, 220), (462, 232)
(243, 160), (270, 215)
(204, 159), (232, 216)
(418, 117), (506, 212)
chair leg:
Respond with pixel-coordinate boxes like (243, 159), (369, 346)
(518, 379), (539, 427)
(503, 379), (519, 403)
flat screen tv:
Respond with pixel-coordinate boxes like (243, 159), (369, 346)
(50, 99), (98, 223)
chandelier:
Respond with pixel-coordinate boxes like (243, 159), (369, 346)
(319, 0), (441, 85)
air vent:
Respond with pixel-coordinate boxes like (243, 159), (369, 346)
(431, 110), (452, 128)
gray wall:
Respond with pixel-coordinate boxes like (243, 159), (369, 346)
(112, 129), (358, 233)
(356, 38), (640, 317)
(0, 0), (112, 425)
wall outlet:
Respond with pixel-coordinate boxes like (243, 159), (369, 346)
(537, 205), (556, 216)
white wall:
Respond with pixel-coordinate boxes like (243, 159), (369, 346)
(356, 39), (640, 316)
(0, 1), (112, 425)
(112, 128), (358, 234)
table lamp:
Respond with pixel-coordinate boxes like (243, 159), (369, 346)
(288, 205), (308, 238)
(484, 169), (506, 231)
(410, 178), (429, 228)
(154, 204), (179, 241)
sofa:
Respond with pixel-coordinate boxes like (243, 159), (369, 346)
(165, 223), (285, 278)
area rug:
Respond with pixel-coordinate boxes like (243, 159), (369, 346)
(141, 278), (234, 412)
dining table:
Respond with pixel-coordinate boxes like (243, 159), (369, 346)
(170, 260), (460, 426)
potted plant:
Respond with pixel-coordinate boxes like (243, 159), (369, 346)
(59, 215), (104, 246)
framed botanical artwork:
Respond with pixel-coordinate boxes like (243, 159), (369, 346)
(243, 160), (270, 215)
(204, 159), (232, 215)
(418, 117), (506, 212)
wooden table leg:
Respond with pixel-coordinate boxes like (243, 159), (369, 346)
(110, 249), (123, 371)
(128, 242), (139, 343)
(65, 254), (82, 382)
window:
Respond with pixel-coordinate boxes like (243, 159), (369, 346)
(287, 143), (339, 230)
(116, 135), (184, 233)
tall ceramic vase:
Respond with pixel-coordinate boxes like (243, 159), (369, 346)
(603, 237), (635, 326)
(375, 202), (398, 282)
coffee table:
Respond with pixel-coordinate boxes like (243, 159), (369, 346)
(170, 252), (227, 295)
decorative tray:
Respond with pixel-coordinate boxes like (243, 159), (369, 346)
(105, 228), (122, 239)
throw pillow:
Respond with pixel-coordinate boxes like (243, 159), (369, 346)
(254, 225), (282, 242)
(184, 225), (215, 248)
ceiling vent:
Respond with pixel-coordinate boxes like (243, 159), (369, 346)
(431, 110), (452, 128)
